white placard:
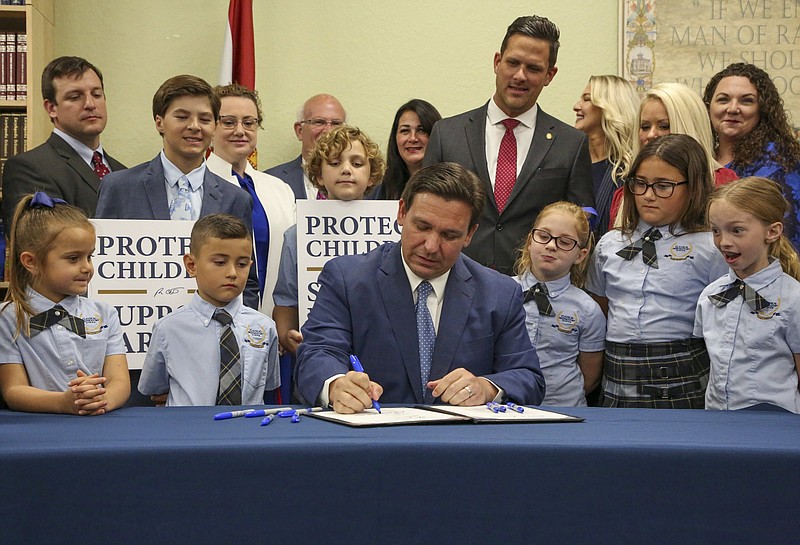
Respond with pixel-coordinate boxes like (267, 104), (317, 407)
(296, 200), (401, 326)
(88, 219), (195, 370)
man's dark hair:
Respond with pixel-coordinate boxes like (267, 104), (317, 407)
(152, 74), (220, 121)
(500, 15), (561, 68)
(401, 162), (486, 227)
(41, 56), (104, 102)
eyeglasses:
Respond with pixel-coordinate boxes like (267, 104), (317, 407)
(531, 229), (581, 251)
(219, 116), (259, 131)
(301, 118), (345, 129)
(628, 178), (688, 198)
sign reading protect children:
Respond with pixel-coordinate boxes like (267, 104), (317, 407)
(88, 220), (195, 370)
(297, 200), (401, 326)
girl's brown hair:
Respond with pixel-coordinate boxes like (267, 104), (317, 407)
(2, 194), (94, 337)
(620, 134), (714, 236)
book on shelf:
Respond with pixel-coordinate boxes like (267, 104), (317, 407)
(0, 31), (26, 101)
(0, 111), (26, 181)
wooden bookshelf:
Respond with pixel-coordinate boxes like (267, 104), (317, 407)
(1, 1), (53, 281)
(0, 0), (53, 150)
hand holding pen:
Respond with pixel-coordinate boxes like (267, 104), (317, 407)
(326, 355), (383, 414)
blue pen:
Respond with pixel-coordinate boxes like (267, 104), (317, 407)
(349, 355), (382, 414)
(213, 408), (255, 420)
(506, 403), (525, 413)
(245, 407), (293, 418)
(260, 414), (275, 426)
(278, 409), (297, 418)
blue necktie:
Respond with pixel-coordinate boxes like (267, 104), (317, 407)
(169, 176), (194, 220)
(416, 281), (436, 396)
(234, 170), (270, 300)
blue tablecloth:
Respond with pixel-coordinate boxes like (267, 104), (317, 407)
(1, 406), (798, 544)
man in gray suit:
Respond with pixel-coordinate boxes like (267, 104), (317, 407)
(264, 93), (346, 200)
(95, 75), (256, 308)
(1, 56), (125, 229)
(424, 15), (594, 275)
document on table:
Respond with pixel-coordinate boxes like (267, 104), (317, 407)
(424, 405), (584, 423)
(307, 405), (582, 427)
(308, 407), (469, 427)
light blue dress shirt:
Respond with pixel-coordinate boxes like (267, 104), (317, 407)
(273, 224), (298, 308)
(139, 293), (279, 406)
(586, 222), (727, 343)
(695, 259), (800, 413)
(0, 289), (126, 391)
(515, 271), (606, 406)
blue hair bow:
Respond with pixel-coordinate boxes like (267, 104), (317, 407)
(29, 192), (67, 209)
(582, 206), (598, 231)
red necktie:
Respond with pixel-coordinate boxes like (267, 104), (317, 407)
(494, 118), (520, 213)
(92, 151), (110, 180)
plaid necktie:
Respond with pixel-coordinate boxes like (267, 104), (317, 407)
(213, 309), (242, 405)
(524, 283), (554, 316)
(91, 151), (110, 180)
(708, 279), (771, 312)
(615, 227), (662, 268)
(416, 281), (436, 395)
(29, 305), (86, 338)
(494, 118), (520, 213)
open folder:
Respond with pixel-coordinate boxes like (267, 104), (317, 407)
(306, 405), (583, 428)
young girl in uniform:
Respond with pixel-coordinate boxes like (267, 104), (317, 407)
(0, 193), (130, 414)
(695, 177), (800, 413)
(514, 201), (606, 406)
(586, 134), (727, 408)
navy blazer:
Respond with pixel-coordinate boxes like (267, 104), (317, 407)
(265, 155), (306, 200)
(295, 242), (545, 406)
(424, 103), (594, 275)
(94, 154), (259, 308)
(1, 133), (126, 228)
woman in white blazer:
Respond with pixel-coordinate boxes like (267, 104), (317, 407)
(207, 84), (296, 316)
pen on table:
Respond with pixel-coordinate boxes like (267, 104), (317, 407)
(214, 408), (256, 421)
(244, 407), (294, 418)
(260, 414), (275, 426)
(349, 355), (382, 414)
(278, 407), (323, 418)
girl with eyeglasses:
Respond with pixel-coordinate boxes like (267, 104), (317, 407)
(586, 134), (727, 408)
(513, 201), (606, 406)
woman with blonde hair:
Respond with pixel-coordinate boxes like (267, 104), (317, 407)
(573, 75), (640, 236)
(609, 82), (738, 226)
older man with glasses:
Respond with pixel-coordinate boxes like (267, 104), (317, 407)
(265, 93), (347, 200)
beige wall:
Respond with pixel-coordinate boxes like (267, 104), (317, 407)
(54, 1), (619, 169)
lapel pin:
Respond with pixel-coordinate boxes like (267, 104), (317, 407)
(546, 133), (553, 140)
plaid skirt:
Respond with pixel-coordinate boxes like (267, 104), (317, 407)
(600, 338), (710, 409)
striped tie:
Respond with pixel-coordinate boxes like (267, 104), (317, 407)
(708, 279), (771, 312)
(616, 227), (662, 268)
(29, 305), (86, 338)
(524, 283), (554, 316)
(213, 309), (242, 405)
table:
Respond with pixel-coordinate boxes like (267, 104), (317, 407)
(1, 406), (798, 544)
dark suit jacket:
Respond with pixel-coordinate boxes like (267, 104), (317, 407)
(94, 154), (260, 309)
(295, 242), (545, 406)
(1, 133), (126, 228)
(265, 155), (306, 200)
(424, 103), (594, 275)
